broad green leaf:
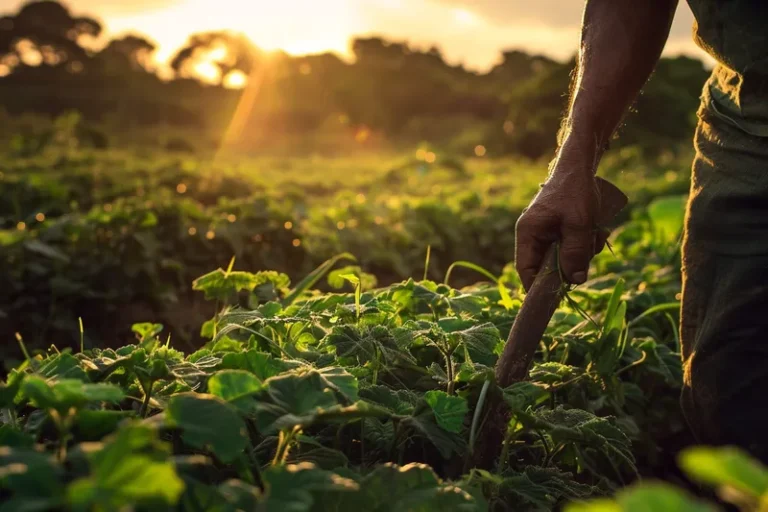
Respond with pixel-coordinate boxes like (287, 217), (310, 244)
(402, 408), (465, 458)
(88, 423), (166, 471)
(324, 324), (417, 367)
(424, 390), (468, 433)
(392, 279), (486, 315)
(680, 446), (768, 498)
(290, 435), (350, 469)
(68, 454), (184, 510)
(131, 323), (163, 344)
(0, 446), (63, 498)
(218, 479), (262, 510)
(448, 323), (501, 366)
(220, 349), (293, 380)
(360, 385), (419, 415)
(21, 377), (124, 413)
(193, 269), (290, 301)
(330, 463), (479, 510)
(647, 195), (686, 242)
(38, 353), (87, 381)
(254, 368), (386, 433)
(20, 377), (57, 410)
(328, 266), (377, 291)
(565, 483), (714, 512)
(52, 380), (125, 408)
(617, 484), (714, 512)
(0, 426), (34, 448)
(496, 466), (595, 510)
(207, 370), (263, 402)
(339, 273), (360, 287)
(503, 382), (550, 411)
(73, 410), (132, 441)
(361, 417), (396, 451)
(166, 393), (247, 463)
(316, 366), (359, 402)
(565, 500), (622, 512)
(602, 279), (626, 335)
(253, 370), (340, 433)
(529, 362), (581, 385)
(522, 407), (636, 475)
(0, 372), (23, 408)
(455, 362), (494, 383)
(261, 462), (358, 511)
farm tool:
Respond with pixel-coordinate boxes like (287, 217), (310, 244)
(472, 176), (628, 470)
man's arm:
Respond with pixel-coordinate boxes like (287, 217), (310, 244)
(515, 0), (678, 290)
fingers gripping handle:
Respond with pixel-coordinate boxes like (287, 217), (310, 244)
(496, 177), (628, 388)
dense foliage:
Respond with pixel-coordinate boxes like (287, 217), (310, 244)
(0, 145), (692, 355)
(1, 196), (690, 510)
(6, 187), (768, 511)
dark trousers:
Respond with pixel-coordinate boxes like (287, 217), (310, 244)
(680, 90), (768, 464)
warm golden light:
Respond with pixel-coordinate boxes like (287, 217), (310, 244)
(224, 70), (247, 88)
(97, 0), (704, 76)
(453, 8), (479, 26)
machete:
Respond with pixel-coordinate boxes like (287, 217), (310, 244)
(495, 176), (629, 388)
(471, 176), (628, 470)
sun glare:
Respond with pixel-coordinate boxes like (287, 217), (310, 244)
(108, 0), (363, 71)
(453, 8), (479, 26)
(224, 70), (247, 88)
(192, 60), (219, 82)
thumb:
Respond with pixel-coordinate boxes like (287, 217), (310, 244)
(558, 226), (594, 285)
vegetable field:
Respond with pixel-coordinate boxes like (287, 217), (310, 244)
(3, 148), (768, 511)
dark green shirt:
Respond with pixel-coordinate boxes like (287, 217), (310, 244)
(688, 1), (768, 135)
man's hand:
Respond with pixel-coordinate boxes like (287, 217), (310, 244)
(511, 0), (677, 292)
(515, 168), (608, 291)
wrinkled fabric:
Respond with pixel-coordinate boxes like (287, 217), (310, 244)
(687, 1), (768, 135)
(680, 82), (768, 462)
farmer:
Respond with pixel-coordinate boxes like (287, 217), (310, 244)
(515, 0), (768, 461)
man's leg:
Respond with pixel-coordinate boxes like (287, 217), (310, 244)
(681, 100), (768, 463)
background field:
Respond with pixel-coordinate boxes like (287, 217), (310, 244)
(7, 2), (764, 512)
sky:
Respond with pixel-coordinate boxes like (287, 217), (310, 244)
(1, 0), (711, 71)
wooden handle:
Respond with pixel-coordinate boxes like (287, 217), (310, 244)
(495, 177), (628, 388)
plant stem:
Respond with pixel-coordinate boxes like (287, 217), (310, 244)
(272, 426), (300, 465)
(615, 350), (648, 376)
(442, 348), (455, 395)
(497, 427), (517, 474)
(140, 380), (154, 418)
(469, 379), (491, 454)
(78, 317), (84, 353)
(51, 409), (71, 463)
(15, 333), (32, 365)
(389, 419), (402, 462)
(372, 347), (379, 385)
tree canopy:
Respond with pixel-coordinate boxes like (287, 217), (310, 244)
(0, 0), (710, 158)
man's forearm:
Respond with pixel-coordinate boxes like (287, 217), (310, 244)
(556, 0), (678, 173)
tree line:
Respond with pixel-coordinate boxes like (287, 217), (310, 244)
(0, 0), (709, 157)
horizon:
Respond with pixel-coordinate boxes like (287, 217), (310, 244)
(0, 0), (712, 73)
